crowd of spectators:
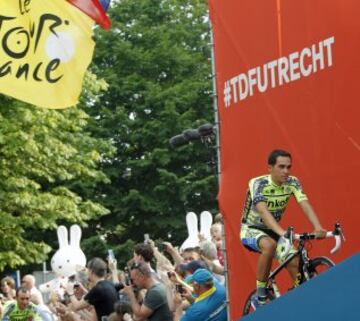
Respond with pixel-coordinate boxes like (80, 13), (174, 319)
(0, 214), (227, 321)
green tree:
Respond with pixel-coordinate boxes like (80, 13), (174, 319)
(86, 0), (217, 260)
(0, 72), (114, 271)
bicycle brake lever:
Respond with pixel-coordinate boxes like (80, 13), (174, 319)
(284, 226), (294, 243)
(334, 223), (346, 242)
(339, 229), (346, 242)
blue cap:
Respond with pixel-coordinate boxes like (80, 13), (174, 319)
(187, 268), (213, 285)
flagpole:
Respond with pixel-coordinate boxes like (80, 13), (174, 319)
(209, 21), (231, 321)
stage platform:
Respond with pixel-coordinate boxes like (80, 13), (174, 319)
(241, 252), (360, 320)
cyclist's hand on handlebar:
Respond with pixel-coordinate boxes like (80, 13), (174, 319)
(314, 227), (327, 239)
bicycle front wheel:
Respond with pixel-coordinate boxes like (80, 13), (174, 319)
(242, 288), (275, 316)
(242, 289), (256, 316)
(307, 256), (335, 279)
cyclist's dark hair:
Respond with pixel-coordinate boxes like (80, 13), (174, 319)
(87, 257), (107, 277)
(16, 287), (29, 296)
(268, 149), (292, 165)
(134, 243), (154, 263)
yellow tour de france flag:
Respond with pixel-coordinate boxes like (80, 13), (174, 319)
(0, 0), (95, 109)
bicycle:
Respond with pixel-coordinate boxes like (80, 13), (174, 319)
(242, 223), (345, 315)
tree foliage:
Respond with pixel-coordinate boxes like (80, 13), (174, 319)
(86, 0), (218, 260)
(0, 72), (114, 271)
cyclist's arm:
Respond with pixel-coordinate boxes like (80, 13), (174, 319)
(255, 202), (286, 236)
(299, 200), (326, 237)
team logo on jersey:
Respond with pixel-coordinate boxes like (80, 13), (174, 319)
(267, 197), (289, 209)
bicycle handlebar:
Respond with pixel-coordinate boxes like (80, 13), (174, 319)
(290, 223), (344, 254)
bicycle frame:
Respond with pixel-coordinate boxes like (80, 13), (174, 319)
(243, 223), (343, 315)
(267, 238), (311, 298)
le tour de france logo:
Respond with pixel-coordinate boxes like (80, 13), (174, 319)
(0, 0), (78, 84)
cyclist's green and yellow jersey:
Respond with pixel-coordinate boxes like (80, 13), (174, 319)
(2, 302), (41, 321)
(241, 175), (308, 228)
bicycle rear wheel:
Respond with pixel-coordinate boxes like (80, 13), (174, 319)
(307, 256), (335, 279)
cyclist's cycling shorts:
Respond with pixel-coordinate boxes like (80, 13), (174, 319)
(240, 224), (296, 262)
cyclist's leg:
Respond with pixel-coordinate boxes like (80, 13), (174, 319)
(256, 237), (277, 303)
(285, 255), (301, 286)
(257, 237), (277, 299)
(274, 244), (301, 287)
(257, 236), (277, 283)
(241, 225), (277, 303)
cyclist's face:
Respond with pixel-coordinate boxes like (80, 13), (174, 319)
(17, 291), (30, 310)
(269, 156), (292, 185)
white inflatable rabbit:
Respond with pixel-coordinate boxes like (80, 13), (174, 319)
(200, 211), (213, 241)
(180, 211), (213, 251)
(180, 212), (199, 251)
(39, 224), (86, 293)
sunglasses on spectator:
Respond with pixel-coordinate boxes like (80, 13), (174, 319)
(130, 262), (141, 270)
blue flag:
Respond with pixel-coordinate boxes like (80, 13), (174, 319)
(99, 0), (111, 12)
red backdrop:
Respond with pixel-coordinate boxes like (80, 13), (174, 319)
(208, 1), (360, 319)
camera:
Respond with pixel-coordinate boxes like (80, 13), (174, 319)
(157, 242), (166, 252)
(175, 284), (184, 293)
(124, 267), (132, 286)
(114, 282), (125, 291)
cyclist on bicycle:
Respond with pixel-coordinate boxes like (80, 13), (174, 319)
(240, 149), (326, 306)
